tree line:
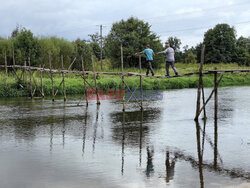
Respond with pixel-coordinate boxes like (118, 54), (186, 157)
(1, 17), (250, 71)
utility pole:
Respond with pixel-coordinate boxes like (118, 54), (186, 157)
(100, 24), (103, 70)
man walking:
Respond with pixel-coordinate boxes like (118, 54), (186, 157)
(158, 44), (178, 77)
(136, 45), (155, 76)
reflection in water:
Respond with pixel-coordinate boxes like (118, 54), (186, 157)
(92, 105), (100, 153)
(82, 107), (88, 156)
(145, 146), (154, 178)
(165, 151), (177, 183)
(195, 120), (204, 188)
(121, 112), (125, 175)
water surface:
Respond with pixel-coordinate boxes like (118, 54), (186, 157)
(0, 86), (250, 188)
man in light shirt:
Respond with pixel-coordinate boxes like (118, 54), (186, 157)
(136, 44), (155, 76)
(158, 44), (178, 77)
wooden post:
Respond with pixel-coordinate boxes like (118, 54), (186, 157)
(81, 56), (88, 106)
(24, 60), (28, 86)
(28, 57), (33, 99)
(92, 55), (100, 105)
(40, 65), (44, 98)
(195, 45), (205, 121)
(61, 55), (66, 101)
(139, 55), (143, 111)
(12, 50), (16, 80)
(49, 54), (55, 101)
(214, 67), (218, 168)
(121, 44), (125, 111)
(4, 51), (8, 76)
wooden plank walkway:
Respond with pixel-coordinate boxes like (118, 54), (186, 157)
(1, 65), (250, 79)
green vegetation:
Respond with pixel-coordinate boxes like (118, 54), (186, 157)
(1, 63), (250, 98)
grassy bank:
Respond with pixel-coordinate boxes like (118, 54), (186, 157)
(0, 63), (250, 97)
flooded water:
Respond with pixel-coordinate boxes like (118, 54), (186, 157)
(0, 86), (250, 188)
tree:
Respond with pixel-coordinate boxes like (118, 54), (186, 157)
(236, 36), (250, 66)
(73, 39), (92, 70)
(203, 24), (237, 64)
(105, 17), (164, 68)
(166, 37), (181, 51)
(184, 52), (197, 64)
(13, 27), (41, 66)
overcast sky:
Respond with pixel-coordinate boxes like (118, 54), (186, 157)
(0, 0), (250, 48)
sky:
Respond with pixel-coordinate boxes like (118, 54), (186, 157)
(0, 0), (250, 49)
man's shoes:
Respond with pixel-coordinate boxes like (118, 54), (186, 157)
(165, 74), (170, 77)
(152, 73), (154, 76)
(175, 72), (179, 76)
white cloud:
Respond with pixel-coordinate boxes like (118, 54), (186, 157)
(0, 0), (249, 46)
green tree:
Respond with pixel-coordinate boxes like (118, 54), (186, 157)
(166, 37), (181, 51)
(184, 52), (197, 64)
(236, 36), (250, 66)
(105, 17), (164, 68)
(13, 28), (41, 66)
(73, 39), (92, 70)
(203, 24), (237, 64)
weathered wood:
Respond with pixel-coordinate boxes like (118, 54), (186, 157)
(28, 57), (33, 98)
(24, 61), (28, 86)
(121, 45), (125, 111)
(40, 65), (44, 97)
(195, 75), (223, 119)
(61, 55), (66, 101)
(49, 54), (55, 101)
(1, 65), (250, 78)
(139, 55), (143, 111)
(214, 68), (218, 168)
(68, 57), (76, 71)
(12, 50), (16, 80)
(4, 51), (8, 76)
(195, 45), (205, 121)
(81, 56), (88, 106)
(92, 55), (100, 105)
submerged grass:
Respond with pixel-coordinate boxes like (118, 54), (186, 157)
(0, 63), (250, 97)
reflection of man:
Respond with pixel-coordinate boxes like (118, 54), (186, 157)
(165, 151), (177, 183)
(145, 146), (154, 177)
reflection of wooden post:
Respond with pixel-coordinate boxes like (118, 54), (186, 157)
(139, 55), (143, 111)
(81, 56), (88, 106)
(195, 45), (205, 121)
(92, 55), (100, 105)
(61, 55), (66, 101)
(121, 111), (125, 175)
(139, 110), (143, 166)
(49, 54), (55, 101)
(195, 121), (204, 188)
(214, 68), (218, 168)
(28, 57), (33, 99)
(40, 65), (44, 98)
(121, 44), (125, 111)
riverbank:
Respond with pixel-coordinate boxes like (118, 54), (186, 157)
(1, 63), (250, 97)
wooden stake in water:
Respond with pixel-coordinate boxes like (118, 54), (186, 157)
(40, 64), (44, 98)
(12, 50), (16, 80)
(81, 56), (88, 106)
(28, 57), (33, 99)
(49, 53), (55, 101)
(139, 55), (143, 111)
(92, 55), (100, 105)
(61, 55), (66, 101)
(195, 45), (205, 121)
(214, 67), (218, 168)
(121, 44), (125, 111)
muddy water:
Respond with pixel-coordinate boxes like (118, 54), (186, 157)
(0, 86), (250, 188)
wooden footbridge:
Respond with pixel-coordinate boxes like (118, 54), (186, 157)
(1, 46), (250, 120)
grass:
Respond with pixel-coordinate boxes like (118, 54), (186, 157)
(0, 63), (250, 97)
